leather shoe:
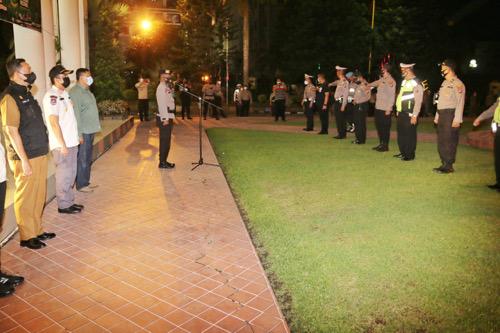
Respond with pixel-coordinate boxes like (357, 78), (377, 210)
(437, 168), (454, 174)
(376, 145), (389, 152)
(401, 157), (414, 161)
(0, 284), (14, 298)
(393, 153), (403, 158)
(159, 162), (175, 169)
(72, 204), (84, 210)
(37, 232), (56, 240)
(333, 136), (345, 139)
(20, 238), (46, 249)
(58, 206), (81, 214)
(487, 184), (500, 190)
(317, 131), (328, 135)
(372, 144), (382, 150)
(0, 271), (24, 287)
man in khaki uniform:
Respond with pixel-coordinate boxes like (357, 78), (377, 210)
(433, 59), (465, 173)
(302, 74), (316, 131)
(369, 63), (396, 152)
(202, 79), (218, 120)
(0, 59), (54, 250)
(239, 84), (252, 117)
(329, 66), (350, 139)
(352, 72), (371, 144)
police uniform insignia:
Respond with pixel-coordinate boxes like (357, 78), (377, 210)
(50, 95), (57, 105)
(456, 84), (464, 94)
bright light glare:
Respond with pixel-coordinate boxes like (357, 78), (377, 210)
(469, 59), (478, 68)
(141, 19), (152, 31)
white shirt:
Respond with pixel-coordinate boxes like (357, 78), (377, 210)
(156, 81), (175, 121)
(0, 143), (6, 183)
(42, 85), (80, 150)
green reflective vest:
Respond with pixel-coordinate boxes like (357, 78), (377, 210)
(494, 97), (500, 123)
(396, 79), (418, 112)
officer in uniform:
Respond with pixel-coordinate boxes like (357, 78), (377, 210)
(179, 79), (192, 120)
(345, 71), (357, 133)
(272, 78), (288, 121)
(473, 97), (500, 192)
(315, 73), (330, 134)
(369, 63), (396, 152)
(214, 80), (227, 118)
(302, 74), (316, 131)
(234, 84), (242, 116)
(433, 59), (465, 173)
(202, 79), (218, 120)
(156, 69), (176, 169)
(352, 71), (371, 144)
(329, 66), (349, 139)
(394, 63), (424, 161)
(0, 58), (54, 249)
(239, 84), (252, 116)
(135, 76), (150, 121)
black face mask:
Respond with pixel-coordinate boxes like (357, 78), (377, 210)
(62, 77), (71, 88)
(22, 72), (37, 85)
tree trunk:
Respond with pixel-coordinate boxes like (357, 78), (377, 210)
(242, 0), (249, 84)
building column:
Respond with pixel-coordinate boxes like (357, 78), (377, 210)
(58, 0), (82, 72)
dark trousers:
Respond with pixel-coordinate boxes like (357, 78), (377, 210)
(236, 102), (242, 116)
(354, 102), (368, 143)
(397, 112), (417, 159)
(345, 102), (354, 126)
(138, 99), (149, 121)
(437, 109), (460, 168)
(334, 101), (347, 137)
(304, 102), (314, 130)
(273, 99), (286, 121)
(374, 109), (392, 146)
(76, 133), (95, 190)
(495, 130), (500, 184)
(203, 100), (218, 119)
(158, 118), (173, 164)
(181, 101), (191, 119)
(318, 104), (329, 133)
(0, 181), (5, 270)
(242, 100), (250, 116)
(214, 96), (227, 118)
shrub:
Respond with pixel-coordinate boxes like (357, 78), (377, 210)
(122, 89), (137, 101)
(98, 99), (130, 119)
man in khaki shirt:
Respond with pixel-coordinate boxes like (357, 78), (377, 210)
(329, 66), (350, 139)
(433, 59), (465, 173)
(302, 74), (316, 131)
(352, 72), (371, 144)
(369, 63), (396, 152)
(135, 77), (150, 121)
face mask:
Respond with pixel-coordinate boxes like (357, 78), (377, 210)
(20, 72), (36, 85)
(86, 76), (94, 86)
(304, 80), (308, 85)
(62, 77), (71, 88)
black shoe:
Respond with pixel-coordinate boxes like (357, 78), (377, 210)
(37, 232), (56, 241)
(372, 144), (382, 150)
(159, 162), (175, 169)
(58, 206), (81, 214)
(487, 184), (500, 190)
(393, 153), (403, 158)
(376, 145), (389, 152)
(72, 204), (84, 210)
(0, 271), (24, 287)
(333, 136), (346, 139)
(401, 157), (414, 161)
(20, 238), (46, 250)
(0, 284), (14, 298)
(317, 131), (328, 135)
(437, 167), (454, 174)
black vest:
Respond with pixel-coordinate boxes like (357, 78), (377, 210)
(1, 83), (49, 160)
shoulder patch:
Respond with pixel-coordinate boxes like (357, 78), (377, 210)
(456, 84), (464, 94)
(50, 95), (57, 105)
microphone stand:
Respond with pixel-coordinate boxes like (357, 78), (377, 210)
(175, 82), (223, 171)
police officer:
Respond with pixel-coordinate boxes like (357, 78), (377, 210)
(234, 84), (242, 116)
(433, 59), (465, 173)
(394, 63), (424, 161)
(352, 71), (371, 144)
(302, 74), (316, 131)
(316, 73), (330, 134)
(473, 97), (500, 192)
(345, 71), (357, 133)
(239, 84), (252, 116)
(272, 78), (288, 121)
(202, 79), (218, 120)
(329, 66), (349, 139)
(156, 70), (175, 168)
(214, 80), (227, 118)
(179, 79), (192, 120)
(135, 76), (150, 121)
(369, 63), (396, 152)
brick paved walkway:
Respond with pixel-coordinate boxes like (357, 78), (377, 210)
(0, 120), (288, 333)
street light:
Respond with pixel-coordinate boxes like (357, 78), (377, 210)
(140, 19), (152, 32)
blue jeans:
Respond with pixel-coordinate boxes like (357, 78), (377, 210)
(76, 133), (95, 190)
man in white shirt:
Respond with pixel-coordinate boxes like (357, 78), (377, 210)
(135, 76), (150, 121)
(42, 65), (83, 214)
(156, 70), (176, 169)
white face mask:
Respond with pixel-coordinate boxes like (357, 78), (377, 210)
(86, 76), (94, 86)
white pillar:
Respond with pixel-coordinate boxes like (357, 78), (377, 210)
(13, 25), (46, 102)
(41, 0), (57, 87)
(58, 0), (82, 72)
(79, 0), (89, 67)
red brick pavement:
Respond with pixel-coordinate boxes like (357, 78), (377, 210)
(0, 120), (288, 333)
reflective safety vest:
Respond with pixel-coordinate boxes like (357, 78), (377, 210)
(396, 79), (418, 112)
(494, 96), (500, 123)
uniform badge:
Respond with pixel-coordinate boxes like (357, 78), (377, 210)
(456, 84), (464, 94)
(50, 95), (57, 105)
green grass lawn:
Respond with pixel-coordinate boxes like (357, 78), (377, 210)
(208, 128), (500, 333)
(266, 115), (490, 134)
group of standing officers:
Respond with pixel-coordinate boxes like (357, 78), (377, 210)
(300, 60), (499, 187)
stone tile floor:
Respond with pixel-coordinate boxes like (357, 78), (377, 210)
(0, 119), (288, 333)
